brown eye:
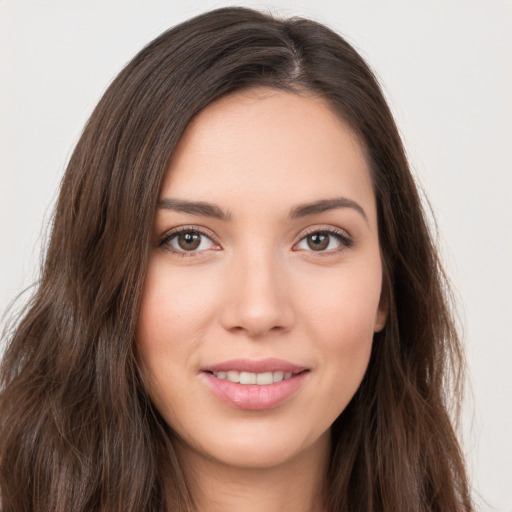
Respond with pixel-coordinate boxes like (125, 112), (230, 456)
(177, 231), (201, 250)
(307, 233), (329, 251)
(161, 229), (216, 254)
(295, 229), (352, 254)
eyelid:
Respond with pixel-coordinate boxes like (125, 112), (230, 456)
(293, 225), (354, 253)
(159, 225), (221, 256)
(158, 224), (354, 257)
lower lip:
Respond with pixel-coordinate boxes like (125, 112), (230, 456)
(201, 371), (309, 410)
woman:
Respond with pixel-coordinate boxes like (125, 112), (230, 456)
(0, 7), (472, 511)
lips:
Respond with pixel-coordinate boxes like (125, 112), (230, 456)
(200, 358), (309, 410)
(204, 358), (307, 374)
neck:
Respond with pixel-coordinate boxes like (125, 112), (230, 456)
(176, 433), (330, 512)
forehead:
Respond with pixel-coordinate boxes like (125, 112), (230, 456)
(161, 88), (376, 223)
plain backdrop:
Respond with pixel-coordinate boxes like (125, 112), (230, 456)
(1, 1), (511, 510)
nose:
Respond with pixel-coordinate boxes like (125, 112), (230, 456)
(220, 248), (295, 337)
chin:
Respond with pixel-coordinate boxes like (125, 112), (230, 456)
(176, 422), (331, 471)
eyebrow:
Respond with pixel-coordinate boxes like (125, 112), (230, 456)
(158, 198), (231, 220)
(289, 197), (368, 222)
(158, 196), (367, 223)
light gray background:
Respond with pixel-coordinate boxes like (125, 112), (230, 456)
(1, 1), (511, 510)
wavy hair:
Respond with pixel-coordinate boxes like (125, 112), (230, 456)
(0, 7), (472, 511)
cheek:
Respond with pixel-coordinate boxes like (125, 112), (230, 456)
(301, 261), (383, 340)
(318, 289), (375, 376)
(298, 262), (382, 402)
(135, 260), (222, 411)
(136, 259), (220, 350)
(134, 262), (221, 427)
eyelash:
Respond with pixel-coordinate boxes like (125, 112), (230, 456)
(159, 227), (220, 258)
(294, 226), (354, 255)
(159, 226), (354, 257)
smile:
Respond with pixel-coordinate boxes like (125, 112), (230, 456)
(211, 370), (293, 385)
(201, 359), (309, 410)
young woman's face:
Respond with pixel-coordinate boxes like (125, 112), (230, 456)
(136, 89), (386, 471)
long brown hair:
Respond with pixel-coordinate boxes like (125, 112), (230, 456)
(0, 7), (472, 511)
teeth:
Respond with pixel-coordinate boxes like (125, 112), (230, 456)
(256, 372), (273, 385)
(239, 371), (256, 384)
(273, 371), (284, 382)
(227, 370), (239, 383)
(213, 370), (295, 385)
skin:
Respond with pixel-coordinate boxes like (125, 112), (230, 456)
(136, 88), (387, 512)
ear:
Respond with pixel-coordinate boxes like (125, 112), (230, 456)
(374, 276), (389, 333)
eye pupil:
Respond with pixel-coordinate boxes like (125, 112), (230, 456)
(178, 232), (201, 250)
(307, 233), (329, 251)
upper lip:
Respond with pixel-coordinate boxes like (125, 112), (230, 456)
(202, 358), (308, 374)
